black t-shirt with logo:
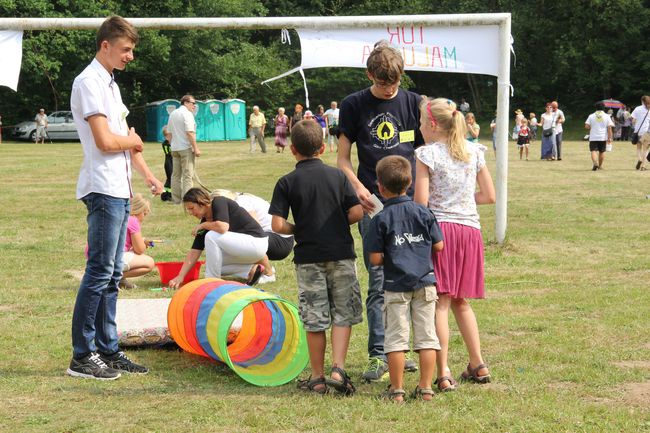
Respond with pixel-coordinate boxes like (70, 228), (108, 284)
(338, 88), (424, 199)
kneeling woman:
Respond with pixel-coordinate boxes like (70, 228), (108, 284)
(168, 188), (270, 289)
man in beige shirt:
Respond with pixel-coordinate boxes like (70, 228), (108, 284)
(248, 105), (267, 153)
(35, 108), (49, 144)
(167, 94), (201, 203)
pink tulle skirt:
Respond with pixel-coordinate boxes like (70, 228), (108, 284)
(432, 222), (485, 299)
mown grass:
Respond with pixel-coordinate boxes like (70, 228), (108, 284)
(0, 137), (649, 433)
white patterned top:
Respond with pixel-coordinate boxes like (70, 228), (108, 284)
(415, 141), (487, 230)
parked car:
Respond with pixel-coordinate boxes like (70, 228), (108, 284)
(11, 110), (79, 141)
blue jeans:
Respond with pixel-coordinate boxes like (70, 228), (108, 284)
(555, 132), (563, 158)
(71, 193), (129, 358)
(358, 215), (386, 361)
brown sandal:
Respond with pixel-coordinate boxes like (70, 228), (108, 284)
(325, 366), (356, 396)
(434, 375), (457, 392)
(460, 363), (491, 384)
(411, 385), (435, 401)
(296, 376), (328, 394)
(379, 385), (406, 403)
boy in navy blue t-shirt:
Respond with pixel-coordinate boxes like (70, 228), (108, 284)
(270, 120), (364, 395)
(365, 155), (444, 402)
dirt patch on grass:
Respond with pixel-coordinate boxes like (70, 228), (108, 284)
(623, 382), (650, 407)
(488, 288), (555, 299)
(547, 381), (577, 392)
(0, 305), (15, 313)
(613, 361), (650, 370)
(64, 269), (85, 281)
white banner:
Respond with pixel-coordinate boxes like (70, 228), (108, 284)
(0, 30), (23, 91)
(298, 26), (501, 76)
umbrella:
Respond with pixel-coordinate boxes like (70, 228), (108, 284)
(600, 99), (625, 109)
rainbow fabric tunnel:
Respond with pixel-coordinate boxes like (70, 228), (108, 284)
(167, 278), (308, 386)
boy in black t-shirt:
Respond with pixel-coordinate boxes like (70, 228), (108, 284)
(160, 126), (172, 201)
(365, 156), (443, 402)
(269, 120), (364, 395)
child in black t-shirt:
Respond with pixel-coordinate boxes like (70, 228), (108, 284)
(365, 155), (444, 402)
(269, 120), (364, 396)
(160, 126), (172, 201)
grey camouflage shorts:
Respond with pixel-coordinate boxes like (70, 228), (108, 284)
(295, 259), (363, 332)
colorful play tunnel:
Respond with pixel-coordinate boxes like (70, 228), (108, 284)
(167, 278), (308, 386)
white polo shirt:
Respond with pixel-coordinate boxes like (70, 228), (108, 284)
(72, 58), (131, 200)
(324, 107), (339, 126)
(167, 105), (196, 151)
(585, 111), (614, 141)
(554, 109), (565, 134)
(631, 105), (650, 135)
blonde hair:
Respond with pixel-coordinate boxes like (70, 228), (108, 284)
(130, 193), (151, 216)
(211, 189), (238, 200)
(421, 97), (470, 163)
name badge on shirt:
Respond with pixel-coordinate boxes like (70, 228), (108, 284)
(399, 130), (415, 143)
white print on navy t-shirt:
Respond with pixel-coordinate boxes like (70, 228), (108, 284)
(394, 232), (425, 246)
(368, 112), (404, 150)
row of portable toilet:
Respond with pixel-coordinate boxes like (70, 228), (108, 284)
(146, 99), (247, 143)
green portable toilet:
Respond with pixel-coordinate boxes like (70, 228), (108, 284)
(195, 100), (208, 142)
(204, 99), (226, 141)
(224, 99), (246, 141)
(146, 99), (180, 142)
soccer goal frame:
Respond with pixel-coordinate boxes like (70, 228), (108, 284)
(0, 14), (512, 243)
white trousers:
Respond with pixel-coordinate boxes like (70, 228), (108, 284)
(204, 231), (268, 279)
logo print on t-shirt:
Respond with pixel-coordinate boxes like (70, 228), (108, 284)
(368, 113), (403, 150)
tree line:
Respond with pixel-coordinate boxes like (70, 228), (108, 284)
(1, 0), (648, 135)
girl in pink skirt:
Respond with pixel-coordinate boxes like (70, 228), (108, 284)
(414, 97), (496, 391)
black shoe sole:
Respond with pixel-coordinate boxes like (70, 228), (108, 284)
(66, 368), (121, 380)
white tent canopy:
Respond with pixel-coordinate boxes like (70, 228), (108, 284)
(0, 14), (511, 243)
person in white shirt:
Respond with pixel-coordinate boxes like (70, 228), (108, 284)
(630, 95), (650, 170)
(34, 108), (48, 144)
(584, 102), (614, 171)
(69, 16), (163, 381)
(551, 101), (566, 160)
(167, 95), (201, 203)
(324, 101), (340, 152)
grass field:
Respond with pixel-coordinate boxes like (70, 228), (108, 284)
(0, 137), (649, 433)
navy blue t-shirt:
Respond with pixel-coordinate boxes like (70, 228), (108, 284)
(364, 195), (443, 292)
(338, 88), (424, 200)
(269, 158), (360, 264)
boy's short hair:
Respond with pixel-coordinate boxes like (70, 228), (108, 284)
(366, 40), (404, 84)
(291, 120), (323, 157)
(96, 15), (139, 51)
(376, 155), (412, 194)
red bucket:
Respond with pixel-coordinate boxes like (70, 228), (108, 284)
(155, 261), (204, 285)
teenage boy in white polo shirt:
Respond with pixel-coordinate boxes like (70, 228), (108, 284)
(68, 15), (163, 380)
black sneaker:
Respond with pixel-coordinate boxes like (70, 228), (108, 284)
(99, 351), (149, 374)
(404, 352), (419, 372)
(361, 357), (388, 382)
(66, 352), (121, 380)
